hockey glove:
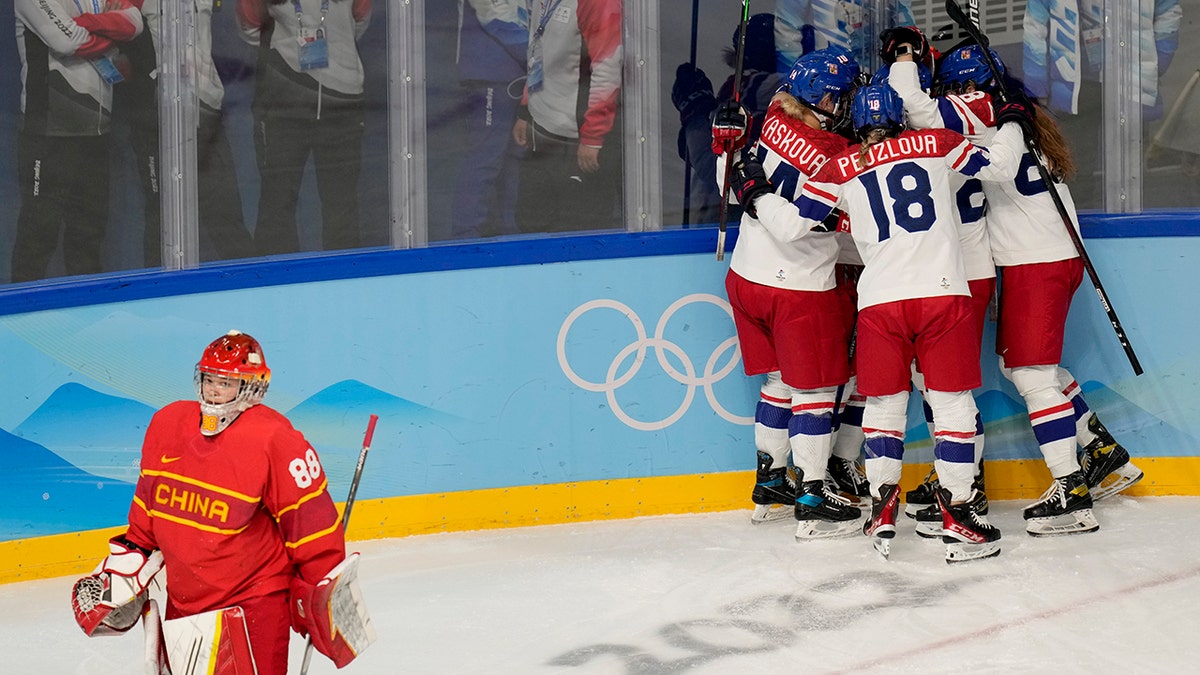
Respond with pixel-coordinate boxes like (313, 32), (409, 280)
(879, 25), (930, 66)
(72, 535), (163, 636)
(711, 100), (751, 156)
(994, 91), (1037, 136)
(290, 553), (376, 668)
(671, 63), (718, 125)
(731, 158), (773, 219)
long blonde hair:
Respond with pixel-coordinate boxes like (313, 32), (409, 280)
(1031, 103), (1075, 181)
(857, 128), (892, 167)
(772, 91), (824, 129)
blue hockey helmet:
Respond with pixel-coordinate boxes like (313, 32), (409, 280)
(852, 83), (905, 140)
(934, 44), (1006, 94)
(871, 61), (933, 91)
(778, 46), (862, 108)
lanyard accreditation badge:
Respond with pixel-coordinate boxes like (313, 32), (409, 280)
(75, 0), (124, 83)
(527, 0), (567, 93)
(294, 0), (330, 71)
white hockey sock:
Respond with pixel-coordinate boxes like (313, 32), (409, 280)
(831, 377), (865, 462)
(1004, 363), (1080, 478)
(863, 391), (908, 495)
(788, 387), (837, 481)
(926, 389), (979, 502)
(755, 372), (792, 469)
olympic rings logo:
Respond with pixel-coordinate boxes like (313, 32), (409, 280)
(556, 294), (754, 431)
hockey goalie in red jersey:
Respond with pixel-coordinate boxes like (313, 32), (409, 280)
(72, 330), (374, 674)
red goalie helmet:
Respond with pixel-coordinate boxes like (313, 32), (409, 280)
(194, 330), (271, 435)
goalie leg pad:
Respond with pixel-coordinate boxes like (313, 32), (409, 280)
(162, 606), (258, 675)
(142, 598), (171, 675)
(291, 553), (376, 668)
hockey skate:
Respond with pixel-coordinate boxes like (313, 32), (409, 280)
(863, 483), (900, 559)
(904, 469), (938, 518)
(826, 455), (871, 508)
(1023, 471), (1100, 537)
(914, 471), (988, 539)
(1080, 416), (1144, 501)
(937, 487), (1001, 563)
(751, 451), (796, 524)
(794, 479), (863, 541)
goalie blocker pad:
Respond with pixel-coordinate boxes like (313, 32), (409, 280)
(290, 553), (376, 668)
(162, 606), (258, 675)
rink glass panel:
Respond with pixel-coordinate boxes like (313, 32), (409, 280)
(0, 1), (1197, 287)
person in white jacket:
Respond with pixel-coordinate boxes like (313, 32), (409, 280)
(236, 0), (372, 256)
(11, 0), (143, 282)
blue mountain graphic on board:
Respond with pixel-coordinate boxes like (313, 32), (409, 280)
(285, 379), (458, 445)
(0, 427), (134, 539)
(13, 382), (154, 482)
(903, 382), (1195, 462)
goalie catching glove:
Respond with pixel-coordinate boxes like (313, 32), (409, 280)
(290, 553), (376, 668)
(72, 534), (164, 637)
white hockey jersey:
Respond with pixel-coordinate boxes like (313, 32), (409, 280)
(720, 99), (852, 291)
(757, 125), (1024, 309)
(888, 61), (1082, 267)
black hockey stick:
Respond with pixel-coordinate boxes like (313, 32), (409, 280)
(298, 414), (380, 675)
(944, 0), (1144, 376)
(682, 0), (700, 229)
(716, 0), (751, 261)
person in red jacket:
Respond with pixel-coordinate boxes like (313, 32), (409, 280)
(72, 330), (372, 673)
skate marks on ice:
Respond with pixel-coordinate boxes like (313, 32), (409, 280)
(546, 570), (977, 673)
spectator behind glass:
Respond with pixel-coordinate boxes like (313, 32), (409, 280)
(108, 0), (162, 269)
(774, 0), (916, 74)
(451, 1), (529, 240)
(513, 0), (622, 234)
(140, 1), (255, 263)
(670, 12), (780, 227)
(236, 0), (371, 257)
(11, 1), (144, 282)
(1023, 0), (1182, 208)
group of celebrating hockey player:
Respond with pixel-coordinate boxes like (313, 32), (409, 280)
(714, 22), (1144, 563)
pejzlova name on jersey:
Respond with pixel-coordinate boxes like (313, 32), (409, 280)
(836, 133), (941, 176)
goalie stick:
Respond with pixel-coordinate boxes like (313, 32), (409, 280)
(715, 0), (751, 261)
(944, 0), (1144, 376)
(298, 413), (379, 675)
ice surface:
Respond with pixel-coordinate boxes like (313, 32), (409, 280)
(10, 497), (1200, 673)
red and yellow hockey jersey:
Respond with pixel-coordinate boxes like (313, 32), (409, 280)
(125, 401), (345, 617)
